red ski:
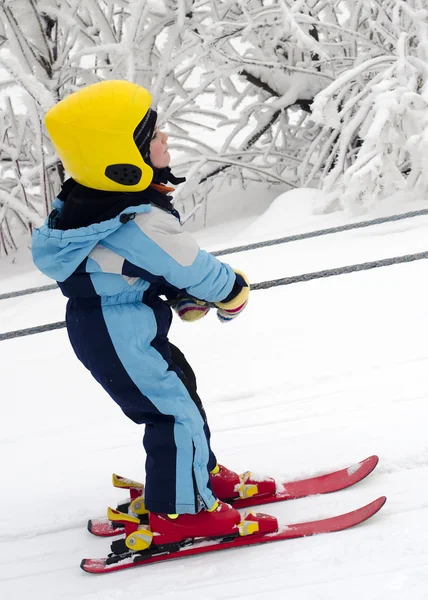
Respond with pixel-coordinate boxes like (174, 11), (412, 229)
(88, 455), (379, 537)
(81, 496), (386, 574)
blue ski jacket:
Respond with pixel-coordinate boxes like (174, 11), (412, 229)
(32, 195), (235, 307)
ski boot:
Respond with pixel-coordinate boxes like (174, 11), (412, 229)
(108, 464), (277, 521)
(148, 501), (242, 546)
(210, 464), (277, 501)
(108, 501), (279, 554)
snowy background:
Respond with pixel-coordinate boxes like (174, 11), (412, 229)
(1, 187), (428, 599)
(1, 1), (428, 598)
(2, 0), (428, 253)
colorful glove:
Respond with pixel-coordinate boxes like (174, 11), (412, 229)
(172, 297), (210, 322)
(215, 269), (250, 323)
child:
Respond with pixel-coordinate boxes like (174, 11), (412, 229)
(32, 80), (255, 549)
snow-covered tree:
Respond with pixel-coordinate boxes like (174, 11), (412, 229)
(310, 1), (428, 212)
(1, 0), (428, 254)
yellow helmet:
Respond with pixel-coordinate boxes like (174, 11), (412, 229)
(45, 80), (157, 192)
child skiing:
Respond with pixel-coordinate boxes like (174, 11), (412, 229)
(32, 80), (387, 568)
(32, 79), (257, 548)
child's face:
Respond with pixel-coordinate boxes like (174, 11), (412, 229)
(150, 126), (170, 169)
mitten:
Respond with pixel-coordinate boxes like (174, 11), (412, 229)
(215, 269), (250, 323)
(173, 297), (210, 322)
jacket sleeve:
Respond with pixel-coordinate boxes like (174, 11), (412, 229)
(104, 207), (236, 303)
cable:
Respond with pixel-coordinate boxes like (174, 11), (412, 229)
(2, 249), (427, 342)
(2, 207), (428, 301)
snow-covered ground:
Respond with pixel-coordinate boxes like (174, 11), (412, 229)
(1, 190), (428, 599)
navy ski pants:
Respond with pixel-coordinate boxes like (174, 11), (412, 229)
(66, 297), (217, 514)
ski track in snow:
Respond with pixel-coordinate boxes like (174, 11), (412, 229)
(1, 208), (428, 599)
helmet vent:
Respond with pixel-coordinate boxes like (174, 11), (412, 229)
(105, 164), (142, 186)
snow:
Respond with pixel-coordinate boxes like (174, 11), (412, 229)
(1, 188), (428, 599)
(347, 462), (362, 477)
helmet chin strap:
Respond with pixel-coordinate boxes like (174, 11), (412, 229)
(151, 165), (186, 186)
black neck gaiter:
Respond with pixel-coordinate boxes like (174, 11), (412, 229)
(53, 179), (180, 230)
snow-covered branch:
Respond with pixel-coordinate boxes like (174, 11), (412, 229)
(2, 0), (428, 254)
(309, 1), (428, 211)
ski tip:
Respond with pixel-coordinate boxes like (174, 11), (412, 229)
(371, 495), (387, 515)
(348, 454), (379, 478)
(87, 520), (94, 534)
(361, 455), (379, 467)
